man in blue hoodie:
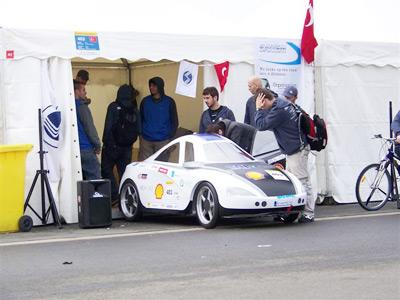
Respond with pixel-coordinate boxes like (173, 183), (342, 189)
(199, 86), (235, 133)
(255, 88), (314, 223)
(74, 80), (101, 180)
(139, 77), (179, 161)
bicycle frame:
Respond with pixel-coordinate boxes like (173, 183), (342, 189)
(384, 142), (400, 207)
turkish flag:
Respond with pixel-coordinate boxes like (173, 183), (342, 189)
(301, 0), (318, 64)
(214, 61), (230, 92)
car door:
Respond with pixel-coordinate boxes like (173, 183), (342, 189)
(144, 141), (183, 210)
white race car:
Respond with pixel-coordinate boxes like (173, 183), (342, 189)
(119, 134), (306, 228)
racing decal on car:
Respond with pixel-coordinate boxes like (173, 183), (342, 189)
(206, 162), (296, 197)
(166, 189), (173, 195)
(158, 167), (168, 174)
(168, 170), (176, 177)
(265, 170), (289, 181)
(166, 180), (175, 185)
(138, 174), (148, 180)
(245, 171), (265, 181)
(155, 184), (164, 199)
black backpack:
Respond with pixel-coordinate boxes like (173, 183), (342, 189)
(294, 105), (328, 151)
(112, 106), (139, 147)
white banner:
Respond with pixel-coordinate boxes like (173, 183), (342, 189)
(175, 60), (199, 98)
(255, 39), (304, 103)
(41, 60), (62, 182)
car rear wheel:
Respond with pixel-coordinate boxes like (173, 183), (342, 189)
(195, 182), (219, 229)
(120, 179), (142, 221)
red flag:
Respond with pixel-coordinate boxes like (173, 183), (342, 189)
(301, 0), (318, 64)
(214, 61), (229, 92)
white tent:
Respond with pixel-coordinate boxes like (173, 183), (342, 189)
(315, 40), (400, 202)
(0, 28), (399, 224)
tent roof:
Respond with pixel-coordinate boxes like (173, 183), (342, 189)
(316, 40), (400, 68)
(1, 28), (399, 67)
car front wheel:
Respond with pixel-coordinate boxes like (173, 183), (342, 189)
(120, 179), (142, 221)
(195, 182), (219, 229)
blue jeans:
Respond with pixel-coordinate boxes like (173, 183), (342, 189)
(80, 149), (101, 180)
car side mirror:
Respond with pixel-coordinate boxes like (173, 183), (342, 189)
(183, 161), (202, 169)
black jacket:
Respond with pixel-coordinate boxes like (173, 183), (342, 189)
(102, 85), (141, 148)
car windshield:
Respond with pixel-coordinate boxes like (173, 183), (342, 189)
(202, 142), (255, 163)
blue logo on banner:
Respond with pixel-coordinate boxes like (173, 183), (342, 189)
(260, 42), (301, 66)
(182, 70), (193, 85)
(42, 105), (61, 149)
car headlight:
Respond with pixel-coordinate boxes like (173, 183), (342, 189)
(227, 187), (257, 197)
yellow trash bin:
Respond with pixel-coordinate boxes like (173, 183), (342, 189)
(0, 144), (33, 233)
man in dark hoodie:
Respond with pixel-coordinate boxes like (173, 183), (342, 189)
(199, 86), (235, 133)
(102, 84), (141, 202)
(255, 88), (314, 223)
(139, 77), (179, 161)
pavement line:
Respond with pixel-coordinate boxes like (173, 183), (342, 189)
(0, 227), (204, 247)
(0, 211), (399, 247)
(315, 211), (400, 222)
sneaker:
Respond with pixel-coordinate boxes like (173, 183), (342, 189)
(298, 215), (314, 223)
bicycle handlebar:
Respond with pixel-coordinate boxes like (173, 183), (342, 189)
(373, 134), (396, 142)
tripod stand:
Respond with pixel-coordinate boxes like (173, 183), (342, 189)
(24, 109), (62, 229)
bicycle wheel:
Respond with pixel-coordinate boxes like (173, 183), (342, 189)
(355, 163), (392, 211)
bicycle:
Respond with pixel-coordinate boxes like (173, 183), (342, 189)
(355, 134), (400, 211)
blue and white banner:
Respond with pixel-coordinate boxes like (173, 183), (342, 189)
(175, 60), (199, 98)
(41, 60), (62, 182)
(255, 39), (304, 99)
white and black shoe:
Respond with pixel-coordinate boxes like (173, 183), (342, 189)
(298, 215), (314, 223)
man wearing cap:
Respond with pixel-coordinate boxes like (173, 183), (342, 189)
(283, 85), (298, 104)
(254, 88), (315, 223)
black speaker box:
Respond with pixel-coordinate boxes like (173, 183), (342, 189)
(77, 179), (112, 228)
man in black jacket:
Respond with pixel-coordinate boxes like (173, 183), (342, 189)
(101, 84), (141, 203)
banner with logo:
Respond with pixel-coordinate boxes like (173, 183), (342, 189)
(41, 60), (62, 182)
(255, 39), (304, 100)
(175, 60), (199, 98)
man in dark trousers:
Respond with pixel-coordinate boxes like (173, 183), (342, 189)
(139, 77), (179, 161)
(74, 80), (101, 180)
(254, 88), (314, 223)
(199, 86), (235, 133)
(102, 84), (141, 203)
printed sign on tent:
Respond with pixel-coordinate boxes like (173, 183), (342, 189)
(255, 39), (304, 98)
(74, 32), (100, 56)
(175, 60), (199, 98)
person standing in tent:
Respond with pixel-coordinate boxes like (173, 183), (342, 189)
(244, 76), (263, 127)
(101, 84), (141, 203)
(74, 80), (101, 180)
(199, 87), (235, 133)
(254, 88), (314, 223)
(138, 77), (179, 161)
(75, 69), (92, 105)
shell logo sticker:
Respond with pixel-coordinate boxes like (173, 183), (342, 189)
(155, 184), (164, 199)
(245, 171), (265, 180)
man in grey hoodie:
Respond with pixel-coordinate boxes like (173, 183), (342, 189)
(255, 88), (314, 223)
(199, 86), (235, 133)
